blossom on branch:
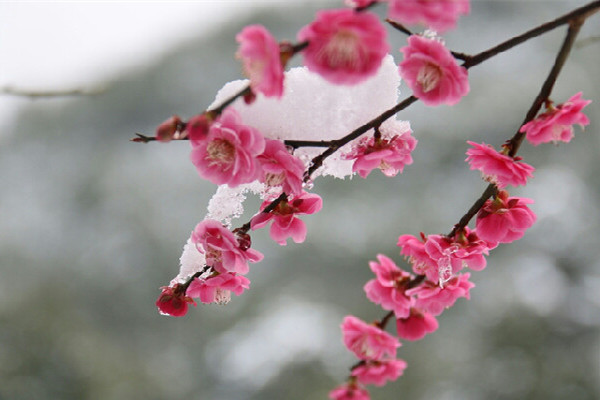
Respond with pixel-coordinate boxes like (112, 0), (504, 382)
(341, 315), (400, 361)
(297, 9), (389, 85)
(352, 359), (407, 386)
(406, 273), (474, 316)
(186, 272), (250, 305)
(257, 139), (305, 196)
(345, 125), (417, 178)
(364, 254), (413, 318)
(190, 109), (265, 187)
(475, 190), (536, 243)
(520, 92), (591, 146)
(156, 284), (196, 317)
(388, 0), (470, 33)
(236, 25), (285, 98)
(191, 219), (263, 275)
(399, 35), (469, 106)
(329, 382), (370, 400)
(396, 308), (438, 341)
(466, 141), (535, 188)
(251, 192), (323, 245)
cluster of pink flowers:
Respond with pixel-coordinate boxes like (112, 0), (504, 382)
(149, 2), (596, 398)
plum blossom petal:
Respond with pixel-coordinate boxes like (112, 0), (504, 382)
(476, 190), (536, 243)
(192, 219), (263, 275)
(407, 273), (474, 316)
(399, 35), (469, 106)
(520, 92), (591, 146)
(156, 284), (196, 317)
(236, 25), (285, 98)
(388, 0), (470, 33)
(329, 382), (370, 400)
(187, 273), (250, 305)
(396, 308), (438, 341)
(341, 315), (400, 361)
(298, 8), (389, 85)
(257, 139), (305, 196)
(190, 109), (265, 187)
(466, 141), (535, 188)
(352, 359), (407, 386)
(251, 192), (322, 245)
(345, 124), (417, 178)
(364, 254), (413, 318)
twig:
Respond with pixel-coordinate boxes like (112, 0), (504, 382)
(0, 85), (105, 98)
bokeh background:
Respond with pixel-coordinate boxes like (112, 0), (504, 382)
(1, 1), (599, 399)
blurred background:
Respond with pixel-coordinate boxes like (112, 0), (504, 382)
(1, 1), (599, 399)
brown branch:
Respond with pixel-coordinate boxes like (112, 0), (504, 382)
(448, 17), (586, 237)
(462, 1), (599, 68)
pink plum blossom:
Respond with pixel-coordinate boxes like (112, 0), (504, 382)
(396, 308), (438, 341)
(520, 92), (591, 146)
(397, 232), (434, 276)
(346, 129), (417, 178)
(156, 284), (196, 317)
(236, 25), (285, 98)
(251, 192), (322, 245)
(399, 35), (469, 106)
(476, 190), (536, 243)
(352, 359), (407, 386)
(187, 273), (250, 305)
(190, 109), (265, 187)
(257, 139), (305, 196)
(466, 141), (535, 188)
(388, 0), (470, 33)
(399, 231), (492, 285)
(364, 254), (413, 318)
(341, 315), (400, 361)
(407, 273), (474, 316)
(191, 219), (263, 275)
(329, 383), (370, 400)
(297, 9), (389, 85)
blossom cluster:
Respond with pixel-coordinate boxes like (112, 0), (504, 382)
(146, 1), (594, 399)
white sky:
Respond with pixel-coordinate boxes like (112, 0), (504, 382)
(0, 0), (318, 133)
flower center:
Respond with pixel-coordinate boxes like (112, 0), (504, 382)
(206, 139), (235, 168)
(320, 30), (360, 70)
(417, 63), (442, 93)
(265, 172), (286, 187)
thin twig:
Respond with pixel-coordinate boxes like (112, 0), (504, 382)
(0, 85), (105, 98)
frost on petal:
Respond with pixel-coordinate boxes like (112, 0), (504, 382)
(209, 55), (403, 180)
